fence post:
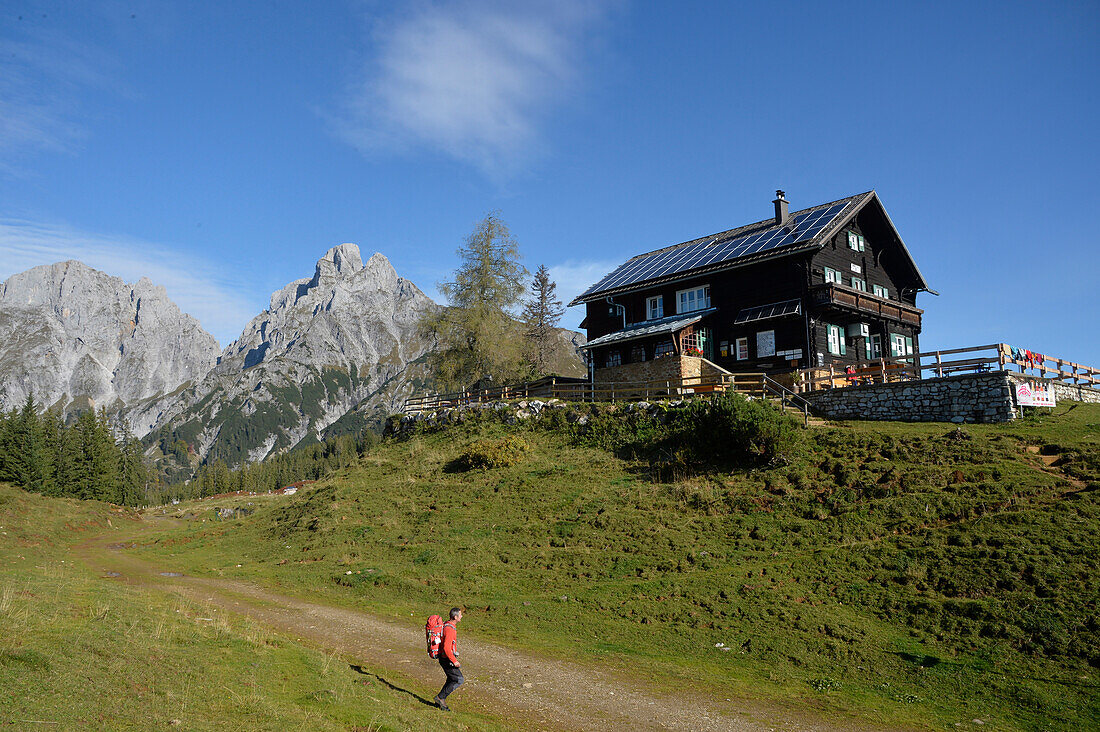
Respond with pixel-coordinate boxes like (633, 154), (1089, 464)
(936, 351), (942, 378)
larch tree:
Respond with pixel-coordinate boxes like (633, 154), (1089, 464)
(521, 264), (565, 377)
(420, 213), (529, 391)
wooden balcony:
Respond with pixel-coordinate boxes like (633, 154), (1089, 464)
(810, 283), (923, 325)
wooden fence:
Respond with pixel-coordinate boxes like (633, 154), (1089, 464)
(796, 343), (1100, 392)
(403, 373), (767, 414)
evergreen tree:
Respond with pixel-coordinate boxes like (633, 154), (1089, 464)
(5, 395), (49, 492)
(420, 213), (528, 391)
(117, 424), (149, 506)
(521, 264), (566, 377)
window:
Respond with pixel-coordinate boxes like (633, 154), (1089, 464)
(681, 330), (702, 356)
(824, 267), (841, 284)
(851, 277), (866, 291)
(890, 333), (914, 362)
(873, 284), (889, 298)
(630, 344), (646, 362)
(647, 295), (663, 320)
(676, 285), (710, 313)
(654, 340), (674, 358)
(847, 231), (865, 252)
(735, 337), (749, 360)
(756, 329), (776, 358)
(870, 334), (882, 360)
(826, 324), (846, 356)
(605, 350), (622, 368)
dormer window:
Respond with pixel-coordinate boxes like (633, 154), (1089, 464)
(847, 231), (866, 252)
(647, 295), (664, 320)
(676, 285), (710, 313)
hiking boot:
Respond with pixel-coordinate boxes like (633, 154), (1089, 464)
(434, 696), (451, 712)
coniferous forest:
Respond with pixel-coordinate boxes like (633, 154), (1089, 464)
(0, 395), (377, 506)
(0, 396), (148, 505)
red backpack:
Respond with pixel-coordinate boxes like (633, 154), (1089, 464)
(425, 615), (444, 658)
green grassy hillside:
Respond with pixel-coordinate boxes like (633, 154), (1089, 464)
(0, 484), (482, 730)
(134, 401), (1100, 730)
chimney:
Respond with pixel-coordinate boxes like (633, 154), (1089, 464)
(773, 190), (790, 225)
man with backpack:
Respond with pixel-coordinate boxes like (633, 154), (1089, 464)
(434, 607), (464, 711)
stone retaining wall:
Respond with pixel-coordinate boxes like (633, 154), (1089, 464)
(593, 355), (730, 386)
(1050, 381), (1100, 405)
(804, 372), (1017, 423)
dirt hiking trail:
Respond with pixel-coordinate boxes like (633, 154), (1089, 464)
(73, 520), (892, 732)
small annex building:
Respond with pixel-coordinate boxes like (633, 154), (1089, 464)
(570, 190), (934, 384)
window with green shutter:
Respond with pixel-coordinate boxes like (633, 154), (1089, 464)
(826, 324), (846, 356)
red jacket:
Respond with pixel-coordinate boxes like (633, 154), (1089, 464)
(441, 620), (459, 664)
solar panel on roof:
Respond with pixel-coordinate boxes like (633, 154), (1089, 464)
(577, 200), (853, 300)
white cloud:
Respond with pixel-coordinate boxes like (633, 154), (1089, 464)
(0, 27), (114, 172)
(0, 219), (258, 347)
(338, 0), (611, 175)
(549, 258), (618, 330)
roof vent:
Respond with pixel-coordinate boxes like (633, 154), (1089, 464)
(773, 190), (790, 226)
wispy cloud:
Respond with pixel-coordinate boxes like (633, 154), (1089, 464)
(0, 24), (115, 173)
(549, 258), (618, 330)
(0, 219), (258, 346)
(336, 0), (612, 175)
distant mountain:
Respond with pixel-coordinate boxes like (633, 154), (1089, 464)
(0, 245), (586, 475)
(0, 261), (220, 417)
(136, 244), (438, 468)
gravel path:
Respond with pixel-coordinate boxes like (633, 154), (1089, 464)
(75, 525), (892, 732)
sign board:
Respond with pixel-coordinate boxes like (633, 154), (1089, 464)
(1015, 380), (1056, 407)
(776, 349), (803, 361)
(756, 330), (776, 358)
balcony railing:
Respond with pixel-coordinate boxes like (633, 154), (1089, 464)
(795, 343), (1100, 392)
(403, 373), (768, 413)
(810, 283), (922, 325)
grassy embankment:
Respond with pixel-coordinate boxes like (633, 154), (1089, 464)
(131, 400), (1100, 730)
(0, 484), (492, 730)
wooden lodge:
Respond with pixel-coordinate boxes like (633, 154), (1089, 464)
(570, 190), (934, 384)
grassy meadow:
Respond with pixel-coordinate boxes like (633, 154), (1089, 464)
(0, 484), (494, 730)
(128, 400), (1100, 731)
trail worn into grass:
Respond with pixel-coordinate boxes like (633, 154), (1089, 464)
(72, 520), (884, 732)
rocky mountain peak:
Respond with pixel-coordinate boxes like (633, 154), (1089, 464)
(310, 243), (364, 288)
(0, 261), (220, 416)
(140, 243), (438, 466)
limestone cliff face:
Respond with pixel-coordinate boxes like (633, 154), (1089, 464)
(0, 261), (219, 416)
(134, 244), (438, 466)
(1, 246), (585, 471)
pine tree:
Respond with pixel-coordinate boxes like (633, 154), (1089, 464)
(5, 395), (48, 492)
(521, 264), (566, 377)
(420, 213), (529, 391)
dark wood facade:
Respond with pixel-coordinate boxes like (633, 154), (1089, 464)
(575, 192), (930, 377)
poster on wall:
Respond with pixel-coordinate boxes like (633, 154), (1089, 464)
(1015, 380), (1057, 407)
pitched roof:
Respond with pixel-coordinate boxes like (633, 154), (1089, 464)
(570, 191), (929, 305)
(578, 309), (715, 350)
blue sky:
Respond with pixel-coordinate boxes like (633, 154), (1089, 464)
(1, 1), (1097, 367)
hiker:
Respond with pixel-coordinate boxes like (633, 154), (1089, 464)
(434, 607), (464, 711)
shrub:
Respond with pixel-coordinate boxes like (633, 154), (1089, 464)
(452, 435), (530, 471)
(663, 393), (803, 468)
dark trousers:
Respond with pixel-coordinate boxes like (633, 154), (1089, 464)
(438, 659), (464, 701)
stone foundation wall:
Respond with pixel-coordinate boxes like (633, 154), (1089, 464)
(594, 355), (732, 386)
(1049, 381), (1100, 405)
(804, 372), (1017, 423)
(594, 355), (685, 387)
